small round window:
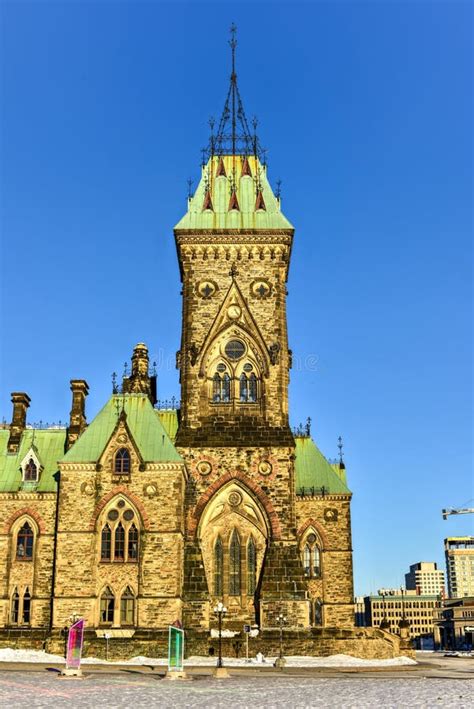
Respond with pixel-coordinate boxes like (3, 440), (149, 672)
(216, 363), (227, 373)
(225, 340), (245, 361)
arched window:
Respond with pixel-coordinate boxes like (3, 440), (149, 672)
(214, 536), (223, 596)
(11, 589), (19, 624)
(22, 588), (31, 624)
(16, 522), (34, 560)
(247, 537), (256, 596)
(222, 373), (231, 402)
(248, 373), (257, 402)
(114, 523), (125, 561)
(120, 587), (135, 625)
(212, 373), (221, 402)
(303, 544), (311, 577)
(313, 545), (321, 578)
(302, 532), (322, 579)
(114, 448), (130, 474)
(24, 459), (38, 482)
(100, 587), (115, 625)
(239, 373), (248, 402)
(101, 524), (112, 560)
(128, 524), (138, 561)
(229, 530), (241, 596)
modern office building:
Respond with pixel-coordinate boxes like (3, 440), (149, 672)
(364, 590), (441, 647)
(405, 562), (445, 596)
(445, 537), (474, 598)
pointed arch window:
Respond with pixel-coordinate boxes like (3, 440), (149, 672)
(114, 448), (130, 475)
(128, 524), (139, 561)
(229, 530), (241, 596)
(22, 588), (31, 624)
(214, 536), (223, 596)
(24, 458), (38, 482)
(114, 523), (125, 561)
(303, 544), (311, 577)
(248, 373), (257, 403)
(247, 537), (256, 596)
(16, 522), (34, 560)
(302, 533), (322, 579)
(239, 373), (248, 402)
(100, 587), (115, 625)
(120, 587), (135, 625)
(101, 524), (112, 561)
(11, 589), (19, 624)
(212, 372), (231, 403)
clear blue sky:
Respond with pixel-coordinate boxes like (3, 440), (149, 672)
(1, 1), (472, 595)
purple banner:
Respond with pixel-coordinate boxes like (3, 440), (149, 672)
(66, 619), (85, 669)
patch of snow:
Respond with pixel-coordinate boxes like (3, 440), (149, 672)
(0, 647), (417, 667)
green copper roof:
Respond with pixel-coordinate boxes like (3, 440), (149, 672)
(156, 409), (179, 442)
(62, 394), (182, 464)
(295, 437), (351, 494)
(174, 155), (294, 232)
(0, 428), (65, 493)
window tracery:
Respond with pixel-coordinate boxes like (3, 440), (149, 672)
(229, 530), (241, 595)
(301, 531), (322, 579)
(120, 587), (135, 625)
(100, 587), (115, 625)
(24, 459), (38, 482)
(99, 500), (139, 563)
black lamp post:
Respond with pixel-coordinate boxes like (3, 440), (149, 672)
(214, 601), (227, 669)
(274, 613), (287, 669)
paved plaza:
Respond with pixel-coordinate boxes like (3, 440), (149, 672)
(0, 654), (472, 708)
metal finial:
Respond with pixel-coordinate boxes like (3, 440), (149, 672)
(123, 361), (128, 378)
(229, 22), (237, 53)
(152, 361), (157, 377)
(187, 178), (194, 199)
(338, 436), (344, 463)
(112, 372), (118, 394)
(275, 179), (282, 199)
(305, 417), (311, 437)
(209, 116), (215, 132)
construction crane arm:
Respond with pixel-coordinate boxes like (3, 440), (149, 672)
(442, 507), (474, 520)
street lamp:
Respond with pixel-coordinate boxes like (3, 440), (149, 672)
(214, 601), (227, 669)
(274, 613), (287, 669)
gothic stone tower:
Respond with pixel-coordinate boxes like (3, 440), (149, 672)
(174, 32), (309, 630)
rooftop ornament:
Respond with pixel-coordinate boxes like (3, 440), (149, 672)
(202, 24), (265, 163)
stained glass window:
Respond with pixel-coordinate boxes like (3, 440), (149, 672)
(100, 587), (114, 624)
(128, 524), (138, 561)
(249, 373), (257, 402)
(225, 340), (245, 361)
(17, 522), (34, 560)
(101, 524), (111, 560)
(229, 530), (241, 596)
(247, 537), (256, 596)
(214, 536), (223, 596)
(120, 587), (134, 625)
(24, 458), (38, 482)
(115, 448), (130, 474)
(303, 544), (311, 577)
(114, 523), (125, 560)
(239, 373), (248, 402)
(11, 589), (19, 624)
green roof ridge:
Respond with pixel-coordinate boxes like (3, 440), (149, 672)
(62, 394), (182, 464)
(295, 437), (351, 494)
(0, 428), (66, 493)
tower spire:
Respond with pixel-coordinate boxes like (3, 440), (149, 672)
(203, 25), (264, 162)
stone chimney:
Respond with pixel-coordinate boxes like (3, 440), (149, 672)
(7, 392), (31, 453)
(67, 380), (89, 450)
(122, 343), (156, 405)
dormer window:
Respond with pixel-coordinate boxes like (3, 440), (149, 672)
(24, 458), (37, 482)
(20, 448), (41, 484)
(114, 448), (130, 475)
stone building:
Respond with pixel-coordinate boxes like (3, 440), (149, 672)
(0, 34), (409, 659)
